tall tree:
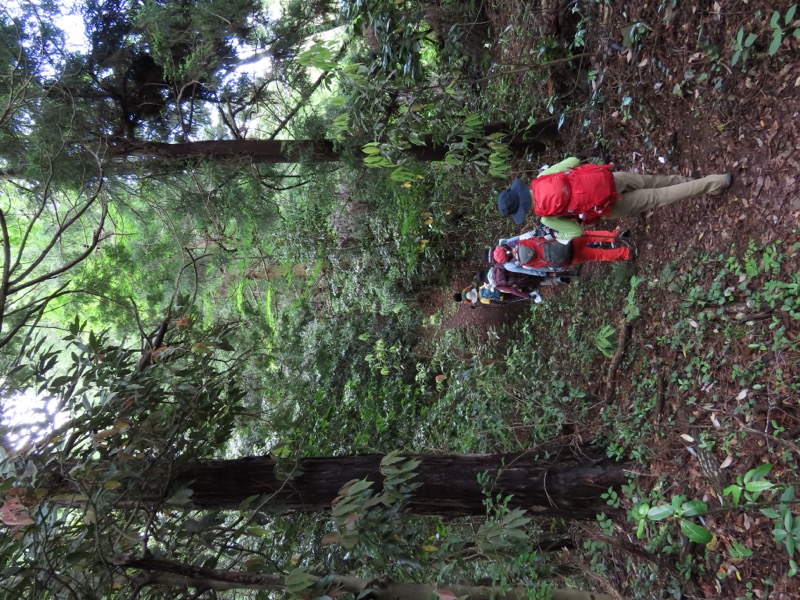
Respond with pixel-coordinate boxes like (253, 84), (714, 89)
(174, 450), (628, 519)
(104, 121), (557, 167)
(0, 153), (107, 356)
(113, 556), (621, 600)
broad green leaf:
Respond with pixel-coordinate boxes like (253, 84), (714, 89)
(774, 527), (788, 542)
(681, 500), (708, 517)
(381, 451), (405, 466)
(332, 113), (349, 130)
(745, 463), (773, 482)
(464, 114), (483, 128)
(769, 29), (783, 56)
(745, 480), (775, 493)
(238, 494), (260, 511)
(786, 5), (797, 24)
(723, 484), (742, 500)
(730, 539), (753, 558)
(680, 520), (713, 544)
(285, 569), (317, 594)
(166, 488), (193, 506)
(771, 10), (781, 28)
(745, 32), (758, 47)
(397, 459), (420, 473)
(646, 504), (675, 521)
(504, 508), (531, 529)
(344, 479), (374, 496)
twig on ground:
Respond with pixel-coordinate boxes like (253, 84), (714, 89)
(604, 321), (632, 402)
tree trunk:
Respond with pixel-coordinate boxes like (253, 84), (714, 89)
(108, 138), (341, 163)
(177, 447), (630, 519)
(123, 557), (622, 600)
(104, 120), (557, 165)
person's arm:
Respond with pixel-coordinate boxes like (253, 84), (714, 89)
(503, 262), (550, 277)
(540, 216), (584, 241)
(537, 157), (580, 177)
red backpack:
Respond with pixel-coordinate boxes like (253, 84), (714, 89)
(531, 163), (619, 223)
(517, 237), (574, 270)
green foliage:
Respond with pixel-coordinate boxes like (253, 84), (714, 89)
(630, 494), (711, 544)
(732, 27), (758, 67)
(723, 463), (775, 506)
(0, 316), (248, 597)
(594, 324), (617, 359)
(623, 275), (642, 322)
(768, 5), (799, 56)
(731, 5), (799, 68)
(133, 0), (260, 82)
(769, 487), (800, 576)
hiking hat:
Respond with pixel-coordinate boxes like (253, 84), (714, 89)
(497, 179), (532, 225)
(493, 245), (512, 264)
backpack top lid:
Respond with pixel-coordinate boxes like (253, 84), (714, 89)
(531, 172), (571, 216)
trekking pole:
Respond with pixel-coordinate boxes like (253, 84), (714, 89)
(471, 297), (532, 308)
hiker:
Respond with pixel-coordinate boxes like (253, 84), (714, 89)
(486, 265), (568, 303)
(454, 264), (564, 306)
(497, 158), (732, 239)
(453, 273), (544, 305)
(494, 228), (634, 276)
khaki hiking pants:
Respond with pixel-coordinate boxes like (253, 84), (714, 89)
(610, 173), (730, 218)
